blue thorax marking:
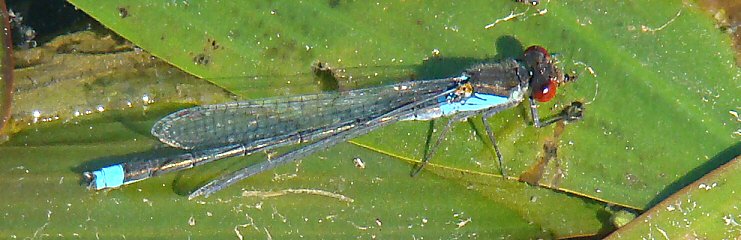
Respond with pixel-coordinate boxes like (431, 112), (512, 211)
(439, 92), (510, 115)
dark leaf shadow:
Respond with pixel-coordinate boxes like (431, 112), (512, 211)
(646, 142), (741, 208)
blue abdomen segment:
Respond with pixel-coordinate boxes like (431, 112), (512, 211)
(91, 164), (125, 190)
(440, 93), (509, 115)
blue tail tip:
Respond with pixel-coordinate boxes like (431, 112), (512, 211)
(83, 165), (125, 190)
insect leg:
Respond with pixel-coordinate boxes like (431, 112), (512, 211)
(411, 114), (468, 177)
(482, 111), (507, 177)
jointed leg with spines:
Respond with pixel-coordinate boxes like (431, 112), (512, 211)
(482, 110), (507, 177)
(412, 99), (584, 177)
(531, 98), (584, 128)
(411, 114), (468, 177)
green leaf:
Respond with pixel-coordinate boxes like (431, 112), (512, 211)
(66, 0), (740, 209)
(605, 156), (741, 239)
(0, 1), (13, 136)
(1, 0), (738, 238)
(0, 105), (606, 238)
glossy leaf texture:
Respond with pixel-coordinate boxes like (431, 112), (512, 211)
(605, 155), (741, 239)
(68, 0), (740, 208)
(0, 0), (13, 136)
(0, 104), (606, 239)
(0, 0), (738, 238)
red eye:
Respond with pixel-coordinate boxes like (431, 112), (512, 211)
(533, 79), (557, 102)
(524, 45), (549, 60)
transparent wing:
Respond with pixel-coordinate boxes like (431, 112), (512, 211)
(151, 78), (456, 149)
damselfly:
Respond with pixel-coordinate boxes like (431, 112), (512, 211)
(83, 46), (582, 199)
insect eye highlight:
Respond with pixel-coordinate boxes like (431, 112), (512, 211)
(533, 79), (558, 102)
